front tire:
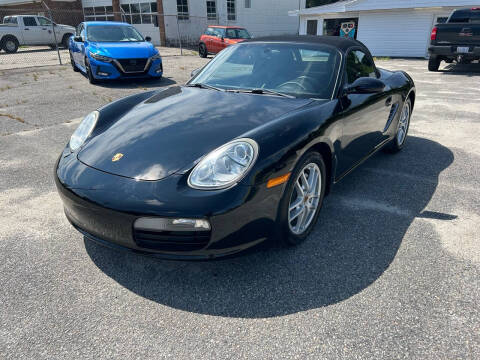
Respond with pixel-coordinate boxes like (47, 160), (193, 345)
(428, 56), (440, 71)
(62, 34), (72, 49)
(85, 58), (97, 84)
(276, 152), (326, 246)
(199, 43), (207, 58)
(383, 98), (412, 153)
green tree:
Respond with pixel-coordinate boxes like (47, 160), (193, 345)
(306, 0), (340, 8)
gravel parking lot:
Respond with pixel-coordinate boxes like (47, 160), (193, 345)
(1, 57), (479, 359)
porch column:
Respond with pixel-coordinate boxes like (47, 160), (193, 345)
(156, 0), (167, 46)
(112, 0), (121, 21)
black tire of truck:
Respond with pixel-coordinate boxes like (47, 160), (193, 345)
(428, 56), (440, 72)
(1, 36), (19, 54)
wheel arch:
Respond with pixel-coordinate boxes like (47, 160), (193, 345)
(302, 141), (334, 196)
(0, 34), (19, 44)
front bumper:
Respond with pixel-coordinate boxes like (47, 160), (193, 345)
(54, 152), (282, 259)
(89, 57), (163, 80)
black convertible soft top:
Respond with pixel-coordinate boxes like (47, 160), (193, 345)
(247, 35), (368, 53)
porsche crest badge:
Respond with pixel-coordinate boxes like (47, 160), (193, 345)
(112, 153), (124, 162)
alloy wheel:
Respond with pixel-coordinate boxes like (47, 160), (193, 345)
(5, 40), (16, 52)
(288, 163), (322, 235)
(396, 101), (410, 146)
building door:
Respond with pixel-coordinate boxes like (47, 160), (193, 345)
(306, 20), (318, 35)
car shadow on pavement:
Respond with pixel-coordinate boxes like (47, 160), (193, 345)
(441, 63), (480, 75)
(85, 136), (454, 318)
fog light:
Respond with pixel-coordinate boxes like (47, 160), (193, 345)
(155, 67), (162, 73)
(134, 217), (211, 231)
(97, 71), (110, 76)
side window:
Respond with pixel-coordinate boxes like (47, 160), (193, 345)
(213, 28), (224, 38)
(205, 27), (214, 35)
(346, 50), (376, 84)
(23, 17), (38, 27)
(38, 17), (52, 26)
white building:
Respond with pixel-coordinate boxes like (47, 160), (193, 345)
(80, 0), (300, 46)
(292, 0), (480, 58)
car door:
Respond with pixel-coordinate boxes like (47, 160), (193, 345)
(21, 16), (44, 44)
(71, 23), (85, 66)
(336, 48), (392, 177)
(37, 17), (56, 45)
(211, 28), (225, 53)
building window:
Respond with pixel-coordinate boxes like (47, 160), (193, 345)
(206, 1), (217, 20)
(245, 0), (251, 8)
(177, 0), (189, 20)
(118, 3), (158, 26)
(83, 6), (114, 21)
(227, 0), (236, 21)
(306, 20), (317, 35)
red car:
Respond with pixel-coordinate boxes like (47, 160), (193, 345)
(199, 25), (251, 57)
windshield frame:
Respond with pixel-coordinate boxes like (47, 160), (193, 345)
(188, 41), (343, 100)
(86, 24), (145, 43)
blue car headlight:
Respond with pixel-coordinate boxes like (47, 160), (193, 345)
(150, 52), (161, 61)
(89, 52), (112, 63)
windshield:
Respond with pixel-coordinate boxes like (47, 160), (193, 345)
(226, 28), (251, 39)
(86, 25), (144, 42)
(189, 43), (341, 99)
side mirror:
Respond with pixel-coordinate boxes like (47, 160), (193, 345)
(73, 36), (82, 42)
(344, 77), (385, 94)
(145, 36), (152, 42)
(190, 68), (200, 78)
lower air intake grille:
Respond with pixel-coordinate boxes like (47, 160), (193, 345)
(133, 229), (210, 252)
(117, 58), (148, 73)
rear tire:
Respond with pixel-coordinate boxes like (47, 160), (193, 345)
(199, 43), (207, 58)
(2, 36), (19, 54)
(428, 56), (440, 71)
(70, 51), (79, 72)
(276, 152), (326, 246)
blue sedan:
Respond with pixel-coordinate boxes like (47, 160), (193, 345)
(69, 22), (163, 84)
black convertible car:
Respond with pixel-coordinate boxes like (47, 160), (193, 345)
(55, 36), (415, 259)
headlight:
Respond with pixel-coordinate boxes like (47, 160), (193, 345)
(69, 111), (98, 151)
(150, 52), (161, 60)
(188, 138), (258, 190)
(89, 52), (112, 62)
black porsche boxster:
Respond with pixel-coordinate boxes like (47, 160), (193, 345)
(55, 36), (415, 259)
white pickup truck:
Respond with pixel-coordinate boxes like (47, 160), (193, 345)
(0, 15), (75, 53)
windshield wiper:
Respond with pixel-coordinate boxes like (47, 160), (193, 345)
(226, 88), (294, 98)
(186, 83), (224, 92)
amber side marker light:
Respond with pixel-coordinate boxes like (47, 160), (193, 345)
(267, 173), (291, 188)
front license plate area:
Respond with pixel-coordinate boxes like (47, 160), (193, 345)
(457, 47), (470, 53)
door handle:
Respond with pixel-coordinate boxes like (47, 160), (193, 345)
(42, 28), (47, 30)
(25, 28), (30, 30)
(385, 96), (392, 107)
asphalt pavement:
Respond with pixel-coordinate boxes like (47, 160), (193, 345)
(0, 58), (479, 359)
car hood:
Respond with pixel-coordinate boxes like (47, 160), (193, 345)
(78, 86), (312, 181)
(88, 41), (155, 59)
(57, 24), (75, 31)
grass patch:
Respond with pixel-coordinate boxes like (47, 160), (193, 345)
(374, 57), (391, 61)
(0, 85), (12, 91)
